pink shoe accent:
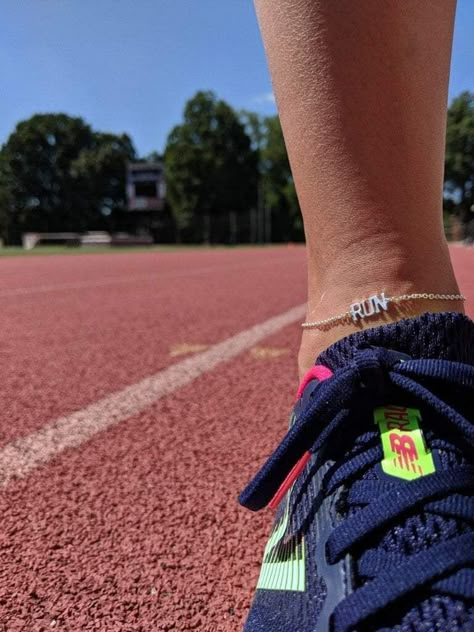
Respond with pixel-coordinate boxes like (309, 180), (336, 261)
(295, 365), (333, 401)
(268, 451), (312, 510)
(268, 365), (334, 510)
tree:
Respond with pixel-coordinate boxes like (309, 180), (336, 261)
(239, 110), (266, 154)
(142, 151), (163, 163)
(0, 151), (13, 242)
(240, 113), (302, 242)
(445, 91), (474, 238)
(0, 114), (136, 243)
(0, 187), (12, 243)
(261, 115), (302, 241)
(0, 114), (93, 241)
(71, 132), (136, 226)
(239, 110), (267, 242)
(164, 91), (257, 243)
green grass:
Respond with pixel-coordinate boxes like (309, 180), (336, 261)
(0, 245), (205, 257)
(0, 243), (286, 257)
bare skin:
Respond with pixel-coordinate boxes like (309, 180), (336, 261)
(253, 0), (464, 378)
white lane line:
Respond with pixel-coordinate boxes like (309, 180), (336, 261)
(0, 303), (306, 487)
(0, 273), (160, 297)
(0, 266), (226, 297)
(0, 258), (295, 298)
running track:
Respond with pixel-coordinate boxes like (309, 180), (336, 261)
(0, 246), (472, 631)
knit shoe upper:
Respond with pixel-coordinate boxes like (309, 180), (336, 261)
(239, 312), (474, 632)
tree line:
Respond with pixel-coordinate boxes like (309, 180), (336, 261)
(0, 90), (473, 245)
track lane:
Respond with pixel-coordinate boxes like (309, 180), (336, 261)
(0, 304), (305, 487)
(0, 245), (472, 631)
(0, 323), (302, 631)
(0, 247), (306, 446)
(0, 248), (302, 292)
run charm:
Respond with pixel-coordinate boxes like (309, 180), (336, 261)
(302, 292), (464, 329)
(350, 292), (389, 322)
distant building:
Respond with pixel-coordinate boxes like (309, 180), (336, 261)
(120, 161), (172, 242)
(126, 162), (166, 211)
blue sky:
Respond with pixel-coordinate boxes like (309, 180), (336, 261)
(1, 1), (473, 157)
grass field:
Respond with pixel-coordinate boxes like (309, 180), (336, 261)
(0, 243), (282, 257)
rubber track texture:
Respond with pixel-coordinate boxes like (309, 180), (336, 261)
(0, 245), (471, 631)
(0, 248), (305, 446)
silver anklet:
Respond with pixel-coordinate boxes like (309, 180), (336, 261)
(301, 292), (466, 329)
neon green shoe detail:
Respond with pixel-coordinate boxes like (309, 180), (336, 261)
(256, 488), (305, 592)
(374, 405), (436, 481)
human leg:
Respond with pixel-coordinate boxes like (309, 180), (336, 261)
(239, 3), (474, 631)
(254, 0), (462, 376)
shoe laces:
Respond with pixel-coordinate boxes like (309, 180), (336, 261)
(239, 346), (474, 631)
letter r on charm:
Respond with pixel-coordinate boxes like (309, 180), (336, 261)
(350, 293), (389, 322)
(350, 302), (364, 321)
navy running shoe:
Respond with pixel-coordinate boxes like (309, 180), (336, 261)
(239, 312), (474, 631)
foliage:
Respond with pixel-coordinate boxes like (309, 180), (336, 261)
(240, 111), (302, 242)
(0, 153), (13, 242)
(71, 132), (136, 222)
(0, 114), (135, 243)
(164, 91), (258, 242)
(142, 151), (163, 163)
(3, 91), (472, 246)
(445, 91), (474, 226)
(261, 115), (302, 241)
(239, 110), (266, 153)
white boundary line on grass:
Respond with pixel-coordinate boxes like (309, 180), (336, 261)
(0, 303), (306, 487)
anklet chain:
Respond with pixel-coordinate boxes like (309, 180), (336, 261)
(301, 292), (466, 328)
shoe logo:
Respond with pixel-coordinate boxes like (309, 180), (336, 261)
(256, 487), (306, 592)
(374, 405), (436, 480)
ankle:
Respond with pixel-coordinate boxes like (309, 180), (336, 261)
(298, 301), (465, 379)
(298, 279), (464, 379)
(298, 235), (465, 377)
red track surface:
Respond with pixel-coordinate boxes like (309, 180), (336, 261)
(0, 246), (472, 631)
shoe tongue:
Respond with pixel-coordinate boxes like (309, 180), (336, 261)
(354, 417), (467, 557)
(316, 312), (474, 371)
(316, 313), (473, 626)
(314, 311), (473, 484)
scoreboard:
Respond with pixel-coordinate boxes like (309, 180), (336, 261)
(126, 162), (166, 211)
